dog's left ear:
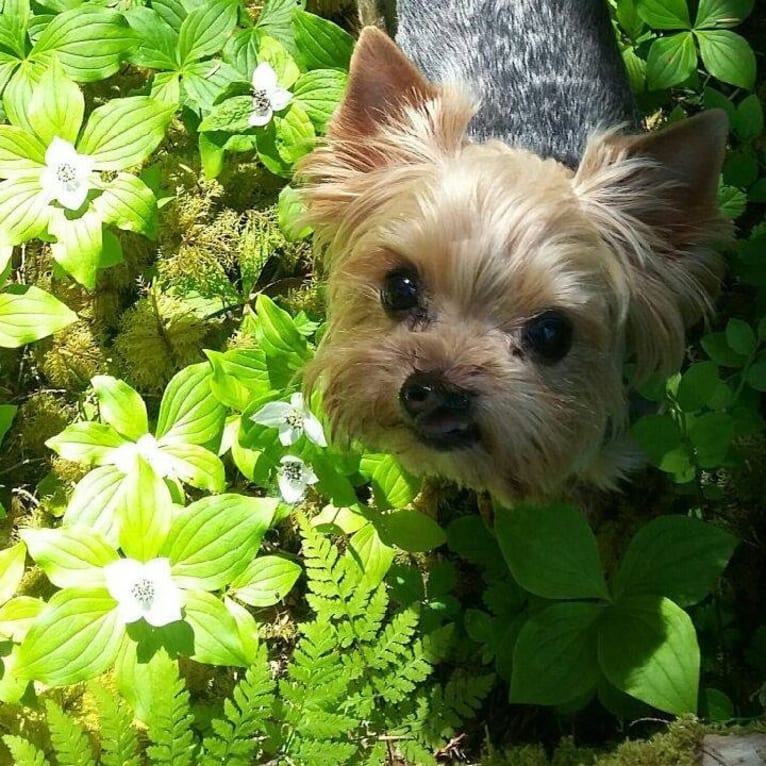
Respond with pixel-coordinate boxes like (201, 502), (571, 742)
(574, 110), (731, 378)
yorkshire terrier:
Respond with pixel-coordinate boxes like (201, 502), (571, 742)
(299, 0), (730, 506)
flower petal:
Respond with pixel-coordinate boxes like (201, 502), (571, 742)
(144, 582), (182, 626)
(251, 401), (291, 427)
(302, 464), (319, 486)
(289, 392), (304, 409)
(269, 88), (292, 112)
(57, 182), (89, 211)
(278, 424), (301, 446)
(278, 472), (306, 503)
(142, 557), (172, 581)
(302, 415), (327, 447)
(252, 62), (278, 92)
(45, 136), (78, 166)
(104, 558), (143, 603)
(248, 108), (273, 127)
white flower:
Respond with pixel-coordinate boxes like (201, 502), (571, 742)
(111, 433), (176, 478)
(251, 392), (327, 447)
(104, 557), (182, 627)
(40, 137), (94, 211)
(277, 456), (318, 504)
(249, 62), (292, 127)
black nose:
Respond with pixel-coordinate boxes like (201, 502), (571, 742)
(399, 373), (479, 451)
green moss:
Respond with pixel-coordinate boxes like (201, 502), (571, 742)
(35, 322), (110, 391)
(16, 392), (73, 461)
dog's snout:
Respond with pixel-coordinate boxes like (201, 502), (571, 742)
(400, 372), (471, 419)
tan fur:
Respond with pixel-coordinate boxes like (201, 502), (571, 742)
(298, 28), (730, 505)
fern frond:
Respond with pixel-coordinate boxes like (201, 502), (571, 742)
(290, 736), (358, 766)
(350, 584), (388, 644)
(370, 607), (420, 671)
(1, 735), (50, 766)
(145, 654), (196, 766)
(44, 699), (96, 766)
(397, 737), (438, 766)
(199, 644), (275, 766)
(89, 683), (141, 766)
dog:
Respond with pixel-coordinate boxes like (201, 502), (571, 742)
(299, 0), (730, 506)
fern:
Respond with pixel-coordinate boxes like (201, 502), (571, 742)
(144, 653), (196, 766)
(199, 644), (276, 766)
(89, 683), (141, 766)
(1, 735), (50, 766)
(45, 699), (96, 766)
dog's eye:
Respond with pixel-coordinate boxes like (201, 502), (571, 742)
(522, 310), (573, 363)
(381, 268), (420, 314)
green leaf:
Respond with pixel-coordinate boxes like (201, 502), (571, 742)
(150, 70), (182, 107)
(256, 0), (306, 51)
(696, 29), (756, 88)
(223, 596), (259, 662)
(676, 361), (720, 411)
(166, 495), (277, 590)
(646, 32), (697, 90)
(3, 57), (47, 134)
(153, 0), (187, 33)
(119, 456), (173, 561)
(229, 554), (302, 606)
(0, 403), (16, 446)
(637, 0), (692, 28)
(93, 174), (158, 238)
(725, 318), (756, 356)
(46, 421), (127, 464)
(223, 27), (259, 79)
(198, 130), (226, 178)
(598, 595), (699, 715)
(495, 502), (609, 600)
(124, 7), (178, 70)
(255, 293), (307, 358)
(92, 375), (148, 440)
(745, 359), (766, 391)
(17, 588), (122, 685)
(292, 10), (353, 70)
(278, 184), (312, 241)
(183, 589), (250, 666)
(206, 348), (271, 410)
(31, 7), (136, 82)
(733, 93), (763, 140)
(156, 362), (227, 448)
(695, 0), (754, 29)
(198, 95), (254, 133)
(630, 413), (682, 465)
(0, 284), (77, 347)
(19, 527), (118, 589)
(256, 33), (300, 87)
(182, 59), (241, 111)
(718, 183), (747, 219)
(612, 515), (738, 606)
(159, 442), (226, 492)
(348, 523), (395, 588)
(177, 0), (236, 66)
(27, 58), (83, 146)
(0, 176), (50, 246)
(0, 542), (26, 605)
(78, 97), (174, 171)
(0, 596), (45, 643)
(688, 411), (734, 467)
(510, 602), (602, 705)
(376, 509), (446, 553)
(272, 102), (315, 164)
(0, 125), (46, 176)
(48, 208), (104, 289)
(64, 465), (127, 546)
(0, 5), (27, 58)
(617, 0), (646, 38)
(2, 735), (50, 766)
(359, 453), (419, 510)
(292, 69), (347, 131)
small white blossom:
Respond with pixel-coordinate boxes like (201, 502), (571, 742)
(249, 63), (292, 127)
(251, 392), (327, 447)
(40, 137), (94, 211)
(277, 455), (318, 504)
(112, 433), (176, 478)
(104, 557), (182, 627)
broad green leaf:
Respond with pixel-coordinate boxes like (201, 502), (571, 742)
(255, 119), (292, 177)
(349, 523), (395, 588)
(718, 183), (747, 219)
(27, 58), (83, 146)
(257, 34), (300, 87)
(0, 8), (26, 58)
(292, 69), (347, 131)
(177, 0), (236, 66)
(359, 453), (419, 510)
(0, 125), (46, 176)
(725, 318), (756, 356)
(0, 175), (51, 246)
(159, 442), (226, 492)
(93, 173), (158, 238)
(376, 509), (446, 553)
(612, 515), (737, 606)
(206, 348), (271, 410)
(646, 32), (697, 90)
(198, 95), (254, 133)
(732, 93), (763, 140)
(0, 542), (26, 605)
(0, 403), (16, 445)
(151, 70), (182, 107)
(198, 130), (226, 178)
(78, 97), (174, 171)
(92, 375), (148, 440)
(676, 361), (720, 410)
(695, 0), (754, 29)
(223, 27), (259, 79)
(598, 595), (699, 715)
(153, 0), (187, 32)
(223, 596), (258, 662)
(630, 414), (682, 465)
(48, 208), (103, 289)
(31, 7), (136, 82)
(166, 495), (277, 589)
(617, 0), (646, 38)
(311, 504), (369, 535)
(256, 0), (306, 52)
(17, 588), (122, 685)
(255, 293), (307, 358)
(0, 284), (77, 347)
(273, 103), (315, 164)
(183, 589), (250, 666)
(696, 29), (756, 88)
(229, 554), (302, 606)
(119, 456), (173, 561)
(3, 57), (48, 134)
(292, 10), (353, 70)
(746, 359), (766, 391)
(688, 411), (734, 467)
(637, 0), (692, 28)
(155, 362), (227, 448)
(64, 465), (127, 546)
(19, 527), (118, 588)
(124, 7), (178, 70)
(278, 184), (312, 241)
(510, 602), (603, 705)
(0, 596), (44, 642)
(182, 59), (241, 111)
(45, 421), (127, 464)
(495, 502), (609, 600)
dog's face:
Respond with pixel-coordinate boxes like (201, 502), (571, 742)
(300, 28), (729, 504)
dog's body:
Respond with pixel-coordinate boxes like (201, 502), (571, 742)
(300, 2), (729, 505)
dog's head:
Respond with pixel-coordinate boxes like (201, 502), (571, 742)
(299, 28), (729, 504)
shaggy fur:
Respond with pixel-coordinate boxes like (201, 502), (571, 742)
(299, 16), (730, 505)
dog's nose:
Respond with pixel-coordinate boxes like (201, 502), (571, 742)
(400, 372), (470, 419)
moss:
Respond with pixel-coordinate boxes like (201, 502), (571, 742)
(35, 322), (110, 391)
(16, 392), (73, 461)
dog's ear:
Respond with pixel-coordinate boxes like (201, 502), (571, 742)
(574, 110), (731, 378)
